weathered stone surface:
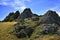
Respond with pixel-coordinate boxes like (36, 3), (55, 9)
(40, 10), (60, 25)
(39, 10), (60, 35)
(14, 11), (20, 19)
(20, 8), (33, 19)
(24, 27), (34, 37)
(14, 26), (22, 33)
(3, 12), (14, 22)
(40, 23), (59, 34)
(31, 17), (39, 21)
(16, 32), (26, 38)
(56, 27), (60, 35)
(12, 9), (60, 38)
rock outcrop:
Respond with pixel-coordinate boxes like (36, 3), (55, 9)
(40, 10), (60, 34)
(20, 8), (33, 18)
(13, 9), (60, 38)
(3, 8), (39, 22)
(3, 12), (14, 22)
(3, 11), (20, 22)
(40, 10), (60, 25)
(40, 23), (59, 34)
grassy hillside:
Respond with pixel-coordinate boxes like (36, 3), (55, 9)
(0, 22), (31, 40)
(0, 22), (19, 40)
(0, 22), (60, 40)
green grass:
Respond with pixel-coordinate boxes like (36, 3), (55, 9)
(0, 22), (31, 40)
(0, 22), (19, 40)
(24, 18), (37, 27)
(0, 22), (60, 40)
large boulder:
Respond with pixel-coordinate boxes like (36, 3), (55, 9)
(41, 23), (59, 34)
(16, 32), (26, 38)
(40, 10), (60, 25)
(14, 26), (22, 33)
(14, 25), (34, 38)
(40, 10), (60, 34)
(24, 27), (34, 37)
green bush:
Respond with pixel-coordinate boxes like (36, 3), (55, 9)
(9, 18), (14, 22)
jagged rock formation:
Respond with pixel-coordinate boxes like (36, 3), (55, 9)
(13, 9), (60, 38)
(17, 8), (33, 23)
(40, 10), (60, 25)
(17, 8), (39, 23)
(3, 12), (15, 22)
(39, 10), (60, 34)
(3, 8), (39, 22)
(3, 11), (20, 22)
(20, 8), (33, 19)
(14, 11), (20, 19)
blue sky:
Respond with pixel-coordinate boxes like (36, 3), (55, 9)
(0, 0), (60, 21)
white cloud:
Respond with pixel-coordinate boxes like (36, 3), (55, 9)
(0, 2), (8, 5)
(56, 12), (60, 16)
(0, 0), (31, 11)
(20, 6), (26, 11)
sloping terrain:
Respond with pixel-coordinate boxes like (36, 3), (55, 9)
(1, 8), (60, 40)
(0, 22), (19, 40)
(12, 8), (60, 40)
(0, 22), (60, 40)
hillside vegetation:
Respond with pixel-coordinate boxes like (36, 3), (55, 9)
(1, 8), (60, 40)
(0, 22), (60, 40)
(0, 22), (19, 40)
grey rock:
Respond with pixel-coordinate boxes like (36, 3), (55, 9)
(24, 27), (34, 37)
(3, 11), (20, 22)
(14, 26), (22, 33)
(16, 32), (26, 38)
(20, 8), (33, 19)
(40, 10), (60, 25)
(40, 23), (59, 34)
(56, 27), (60, 35)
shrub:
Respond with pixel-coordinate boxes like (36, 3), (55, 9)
(9, 18), (14, 22)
